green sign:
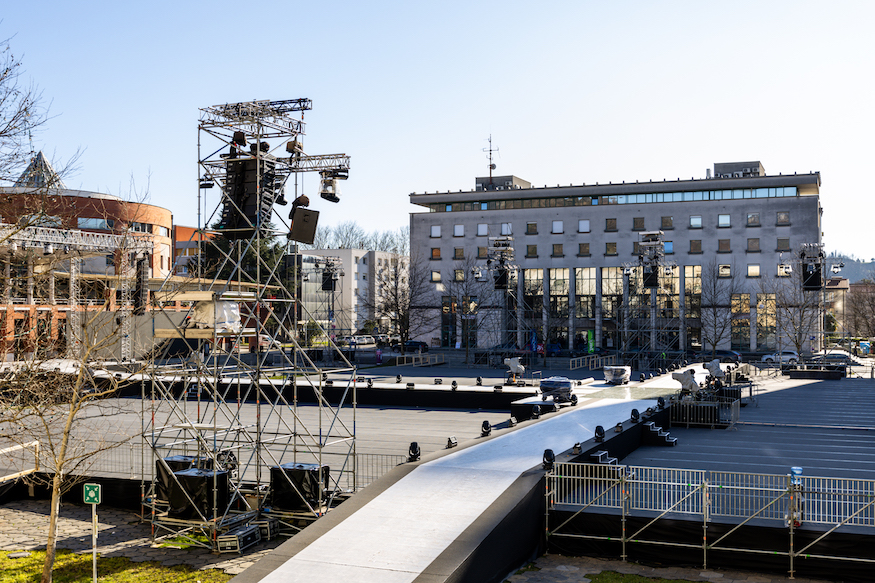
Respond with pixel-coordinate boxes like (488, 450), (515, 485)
(83, 483), (101, 505)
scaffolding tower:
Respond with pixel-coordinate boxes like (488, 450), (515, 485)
(141, 99), (356, 549)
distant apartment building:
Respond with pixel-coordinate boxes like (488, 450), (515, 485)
(409, 161), (822, 354)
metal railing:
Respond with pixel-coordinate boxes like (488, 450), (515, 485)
(394, 353), (446, 367)
(548, 462), (875, 577)
(570, 354), (617, 370)
(670, 397), (740, 429)
(0, 441), (40, 484)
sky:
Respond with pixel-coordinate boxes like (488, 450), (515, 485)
(2, 1), (873, 256)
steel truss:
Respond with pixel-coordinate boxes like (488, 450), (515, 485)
(620, 232), (683, 371)
(142, 99), (356, 549)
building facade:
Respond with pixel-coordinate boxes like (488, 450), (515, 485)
(410, 162), (822, 355)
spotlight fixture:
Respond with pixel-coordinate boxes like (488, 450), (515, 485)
(493, 385), (503, 392)
(614, 422), (623, 432)
(639, 373), (646, 382)
(322, 373), (328, 382)
(631, 409), (641, 423)
(542, 449), (555, 470)
(434, 378), (443, 385)
(319, 170), (341, 203)
(657, 396), (666, 409)
(406, 382), (415, 390)
(570, 394), (578, 406)
(451, 380), (458, 390)
(367, 378), (373, 388)
(446, 436), (458, 449)
(396, 375), (402, 383)
(481, 420), (492, 437)
(572, 443), (582, 455)
(408, 442), (421, 462)
(232, 130), (246, 146)
(476, 376), (482, 386)
(531, 405), (541, 419)
(508, 416), (518, 427)
(594, 425), (605, 442)
(357, 376), (366, 383)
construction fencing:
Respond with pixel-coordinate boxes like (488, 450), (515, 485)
(547, 462), (875, 577)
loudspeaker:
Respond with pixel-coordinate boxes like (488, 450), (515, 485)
(321, 270), (336, 291)
(167, 468), (229, 519)
(155, 455), (214, 502)
(802, 262), (821, 291)
(269, 463), (329, 511)
(218, 156), (277, 239)
(643, 268), (659, 288)
(494, 268), (508, 290)
(289, 208), (319, 245)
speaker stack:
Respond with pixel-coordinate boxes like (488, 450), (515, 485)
(269, 463), (330, 511)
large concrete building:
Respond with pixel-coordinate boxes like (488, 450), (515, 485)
(409, 161), (822, 356)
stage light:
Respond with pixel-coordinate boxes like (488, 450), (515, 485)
(494, 385), (503, 392)
(542, 449), (555, 470)
(631, 409), (641, 423)
(232, 131), (246, 146)
(595, 425), (605, 442)
(657, 396), (666, 409)
(476, 376), (482, 386)
(357, 376), (365, 383)
(396, 375), (402, 383)
(614, 423), (623, 433)
(570, 394), (578, 406)
(481, 420), (492, 437)
(508, 416), (518, 427)
(260, 141), (270, 152)
(573, 442), (582, 454)
(408, 442), (421, 462)
(446, 436), (458, 449)
(199, 178), (214, 189)
(451, 380), (458, 389)
(322, 373), (328, 382)
(406, 382), (415, 390)
(319, 171), (340, 203)
(367, 378), (373, 388)
(286, 139), (303, 154)
(434, 378), (442, 385)
(44, 245), (53, 255)
(531, 405), (541, 419)
(623, 267), (633, 276)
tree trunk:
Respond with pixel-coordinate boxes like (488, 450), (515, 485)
(41, 473), (63, 583)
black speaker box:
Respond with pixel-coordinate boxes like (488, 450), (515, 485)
(167, 468), (229, 520)
(155, 455), (212, 502)
(269, 463), (329, 511)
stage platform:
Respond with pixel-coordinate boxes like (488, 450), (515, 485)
(232, 396), (655, 583)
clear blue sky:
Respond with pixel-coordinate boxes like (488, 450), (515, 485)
(3, 1), (873, 256)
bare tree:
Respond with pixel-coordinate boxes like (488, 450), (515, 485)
(364, 251), (436, 353)
(760, 263), (822, 355)
(441, 256), (500, 363)
(699, 260), (741, 356)
(846, 280), (875, 338)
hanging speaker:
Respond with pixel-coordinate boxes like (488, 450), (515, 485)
(288, 208), (319, 245)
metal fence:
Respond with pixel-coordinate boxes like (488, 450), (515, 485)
(570, 354), (617, 370)
(548, 462), (875, 575)
(670, 397), (739, 429)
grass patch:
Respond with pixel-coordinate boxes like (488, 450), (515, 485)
(0, 549), (231, 583)
(157, 534), (211, 550)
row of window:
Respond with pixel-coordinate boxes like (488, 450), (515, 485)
(430, 263), (779, 283)
(431, 237), (791, 261)
(77, 217), (171, 237)
(427, 186), (800, 213)
(429, 212), (791, 239)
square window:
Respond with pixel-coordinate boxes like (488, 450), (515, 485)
(526, 222), (538, 235)
(605, 242), (617, 255)
(777, 211), (790, 225)
(747, 238), (760, 252)
(552, 220), (564, 234)
(431, 271), (441, 282)
(430, 225), (441, 238)
(718, 239), (731, 253)
(718, 264), (731, 278)
(633, 217), (645, 230)
(453, 248), (464, 260)
(605, 218), (617, 231)
(664, 241), (673, 254)
(690, 215), (702, 229)
(477, 223), (488, 236)
(777, 237), (790, 251)
(578, 219), (590, 233)
(501, 223), (512, 235)
(454, 269), (465, 282)
(578, 242), (590, 256)
(526, 244), (538, 257)
(661, 216), (673, 229)
(552, 243), (564, 257)
(747, 264), (760, 278)
(453, 224), (464, 237)
(477, 246), (487, 259)
(718, 214), (731, 228)
(431, 248), (441, 260)
(445, 204), (452, 212)
(747, 213), (760, 226)
(690, 240), (702, 253)
(778, 264), (792, 277)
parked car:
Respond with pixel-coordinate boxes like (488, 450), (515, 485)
(258, 334), (282, 350)
(696, 349), (742, 363)
(810, 353), (861, 366)
(761, 350), (799, 364)
(392, 340), (429, 353)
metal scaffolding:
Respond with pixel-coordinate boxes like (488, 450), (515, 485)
(141, 99), (356, 549)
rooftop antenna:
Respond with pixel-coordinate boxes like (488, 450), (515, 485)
(483, 135), (498, 186)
